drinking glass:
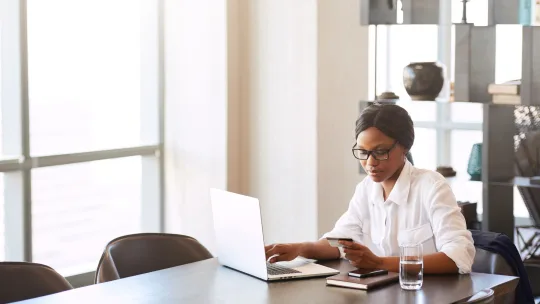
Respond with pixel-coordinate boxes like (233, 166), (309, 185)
(399, 243), (423, 290)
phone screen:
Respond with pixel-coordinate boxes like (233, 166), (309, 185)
(348, 269), (388, 278)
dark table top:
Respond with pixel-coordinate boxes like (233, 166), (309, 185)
(16, 258), (519, 304)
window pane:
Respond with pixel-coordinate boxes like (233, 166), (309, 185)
(514, 189), (530, 218)
(495, 25), (522, 84)
(400, 102), (437, 122)
(450, 102), (483, 123)
(451, 0), (488, 25)
(410, 128), (436, 170)
(32, 157), (142, 276)
(27, 0), (147, 156)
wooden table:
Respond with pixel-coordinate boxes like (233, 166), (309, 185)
(15, 258), (519, 304)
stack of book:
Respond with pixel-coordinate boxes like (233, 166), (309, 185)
(487, 79), (521, 105)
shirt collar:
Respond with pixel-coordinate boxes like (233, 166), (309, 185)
(369, 160), (412, 206)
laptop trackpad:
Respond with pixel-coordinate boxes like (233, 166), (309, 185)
(275, 257), (337, 274)
(275, 257), (315, 269)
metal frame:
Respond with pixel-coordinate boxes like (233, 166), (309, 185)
(0, 0), (165, 282)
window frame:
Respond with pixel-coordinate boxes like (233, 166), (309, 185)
(0, 0), (165, 282)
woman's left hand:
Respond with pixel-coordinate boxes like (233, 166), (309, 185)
(339, 240), (384, 269)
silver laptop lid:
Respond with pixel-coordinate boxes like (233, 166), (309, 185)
(210, 188), (268, 280)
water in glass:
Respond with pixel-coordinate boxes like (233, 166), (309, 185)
(400, 244), (423, 290)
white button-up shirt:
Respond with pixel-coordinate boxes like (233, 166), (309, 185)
(322, 161), (476, 274)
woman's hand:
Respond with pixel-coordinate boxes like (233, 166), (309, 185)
(339, 240), (383, 269)
(265, 243), (304, 263)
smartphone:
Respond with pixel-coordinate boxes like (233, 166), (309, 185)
(326, 237), (353, 247)
(348, 269), (388, 278)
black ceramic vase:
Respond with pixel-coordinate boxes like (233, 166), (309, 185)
(403, 62), (445, 101)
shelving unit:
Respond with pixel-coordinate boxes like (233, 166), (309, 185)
(358, 1), (540, 242)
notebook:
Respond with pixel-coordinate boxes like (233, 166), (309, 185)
(326, 272), (399, 290)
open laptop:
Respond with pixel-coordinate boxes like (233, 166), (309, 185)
(209, 188), (340, 281)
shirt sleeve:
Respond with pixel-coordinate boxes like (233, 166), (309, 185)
(428, 180), (476, 274)
(320, 183), (364, 258)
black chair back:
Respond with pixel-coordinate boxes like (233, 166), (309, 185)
(0, 262), (72, 303)
(95, 233), (213, 283)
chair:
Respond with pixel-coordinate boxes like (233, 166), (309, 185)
(95, 233), (213, 283)
(470, 230), (535, 303)
(472, 247), (515, 276)
(0, 262), (73, 303)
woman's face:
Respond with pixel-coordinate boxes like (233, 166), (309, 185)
(356, 127), (406, 183)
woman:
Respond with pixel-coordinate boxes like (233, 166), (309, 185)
(265, 103), (475, 274)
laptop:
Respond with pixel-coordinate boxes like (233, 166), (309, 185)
(209, 188), (340, 281)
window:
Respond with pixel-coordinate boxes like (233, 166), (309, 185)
(410, 128), (437, 170)
(494, 25), (522, 84)
(451, 0), (488, 25)
(0, 0), (163, 279)
(32, 157), (142, 276)
(27, 0), (147, 155)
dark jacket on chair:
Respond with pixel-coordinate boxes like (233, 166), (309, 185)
(470, 230), (534, 304)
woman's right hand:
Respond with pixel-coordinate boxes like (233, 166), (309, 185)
(264, 243), (304, 263)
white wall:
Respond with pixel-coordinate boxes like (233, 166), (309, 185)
(163, 0), (228, 253)
(164, 0), (369, 251)
(316, 0), (370, 235)
(236, 0), (319, 244)
(234, 0), (369, 243)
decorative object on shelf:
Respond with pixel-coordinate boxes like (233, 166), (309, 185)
(467, 143), (482, 181)
(377, 91), (399, 101)
(436, 166), (457, 177)
(460, 0), (470, 24)
(403, 62), (445, 101)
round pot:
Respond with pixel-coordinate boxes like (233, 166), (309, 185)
(403, 62), (445, 101)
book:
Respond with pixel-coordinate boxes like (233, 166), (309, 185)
(326, 272), (399, 290)
(487, 80), (520, 95)
(492, 94), (521, 105)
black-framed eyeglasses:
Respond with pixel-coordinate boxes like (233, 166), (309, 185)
(351, 141), (398, 161)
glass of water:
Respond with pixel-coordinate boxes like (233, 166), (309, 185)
(399, 243), (423, 290)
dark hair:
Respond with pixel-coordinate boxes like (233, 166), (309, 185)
(355, 103), (415, 150)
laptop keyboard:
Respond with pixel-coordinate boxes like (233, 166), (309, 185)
(266, 263), (301, 276)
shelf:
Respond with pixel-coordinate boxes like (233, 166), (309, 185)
(445, 174), (540, 190)
(491, 177), (540, 189)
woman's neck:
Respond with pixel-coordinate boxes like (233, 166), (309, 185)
(381, 162), (406, 201)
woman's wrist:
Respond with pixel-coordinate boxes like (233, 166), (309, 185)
(379, 256), (400, 272)
(298, 242), (312, 258)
